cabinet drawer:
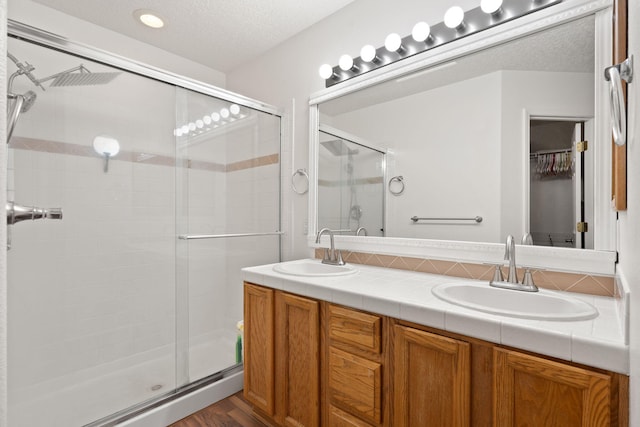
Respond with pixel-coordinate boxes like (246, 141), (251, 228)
(329, 347), (382, 424)
(329, 405), (375, 427)
(328, 304), (381, 353)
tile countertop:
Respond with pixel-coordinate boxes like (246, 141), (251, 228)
(242, 259), (629, 375)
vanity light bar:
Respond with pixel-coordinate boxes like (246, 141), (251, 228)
(319, 0), (561, 88)
(174, 104), (246, 137)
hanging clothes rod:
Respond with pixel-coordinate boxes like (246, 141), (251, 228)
(179, 231), (284, 240)
(529, 148), (572, 158)
(410, 216), (483, 223)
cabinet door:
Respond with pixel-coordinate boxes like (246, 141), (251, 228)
(243, 283), (275, 416)
(329, 405), (376, 427)
(494, 348), (611, 427)
(275, 292), (320, 427)
(328, 346), (382, 424)
(393, 325), (470, 427)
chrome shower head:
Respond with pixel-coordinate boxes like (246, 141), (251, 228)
(320, 139), (359, 156)
(20, 90), (37, 112)
(49, 70), (121, 87)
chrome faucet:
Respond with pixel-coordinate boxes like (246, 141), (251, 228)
(490, 234), (538, 292)
(315, 228), (345, 265)
(505, 234), (518, 283)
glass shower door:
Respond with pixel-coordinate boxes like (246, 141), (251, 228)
(175, 88), (281, 384)
(7, 37), (178, 426)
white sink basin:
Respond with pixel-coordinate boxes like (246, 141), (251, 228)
(273, 259), (357, 277)
(432, 282), (598, 321)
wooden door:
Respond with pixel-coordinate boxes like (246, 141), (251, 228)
(275, 291), (320, 427)
(612, 0), (627, 210)
(243, 283), (275, 416)
(493, 348), (611, 426)
(392, 325), (470, 427)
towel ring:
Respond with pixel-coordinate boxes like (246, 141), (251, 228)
(292, 168), (309, 195)
(388, 175), (405, 195)
(604, 56), (633, 146)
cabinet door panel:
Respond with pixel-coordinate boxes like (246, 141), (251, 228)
(494, 348), (611, 427)
(276, 292), (320, 427)
(393, 325), (470, 427)
(243, 283), (275, 415)
(328, 304), (382, 353)
(328, 347), (382, 424)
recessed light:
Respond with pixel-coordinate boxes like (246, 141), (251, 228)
(134, 9), (165, 29)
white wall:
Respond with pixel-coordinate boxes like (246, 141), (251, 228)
(8, 0), (225, 88)
(1, 0), (8, 424)
(226, 0), (479, 258)
(619, 0), (639, 424)
(330, 72), (503, 242)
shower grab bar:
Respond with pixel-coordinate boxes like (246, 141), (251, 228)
(179, 231), (284, 240)
(411, 216), (483, 223)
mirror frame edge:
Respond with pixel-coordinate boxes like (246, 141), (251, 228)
(308, 0), (617, 276)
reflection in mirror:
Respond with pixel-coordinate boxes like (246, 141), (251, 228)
(529, 119), (593, 249)
(318, 125), (385, 237)
(318, 15), (600, 248)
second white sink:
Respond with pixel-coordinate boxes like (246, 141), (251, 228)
(432, 282), (598, 321)
(273, 259), (357, 277)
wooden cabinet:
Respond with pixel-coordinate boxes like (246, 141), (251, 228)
(275, 291), (320, 427)
(325, 304), (386, 427)
(392, 325), (471, 427)
(243, 283), (320, 426)
(243, 283), (627, 427)
(494, 348), (613, 427)
(243, 283), (275, 415)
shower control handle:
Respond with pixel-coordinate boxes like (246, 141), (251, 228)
(6, 201), (63, 224)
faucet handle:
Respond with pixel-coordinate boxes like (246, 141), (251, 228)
(491, 264), (504, 283)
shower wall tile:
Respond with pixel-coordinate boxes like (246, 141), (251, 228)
(314, 249), (615, 297)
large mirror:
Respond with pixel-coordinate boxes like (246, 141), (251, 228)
(312, 4), (616, 258)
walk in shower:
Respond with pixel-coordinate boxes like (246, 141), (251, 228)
(6, 23), (281, 427)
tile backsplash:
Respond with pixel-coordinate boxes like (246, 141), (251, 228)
(315, 249), (615, 297)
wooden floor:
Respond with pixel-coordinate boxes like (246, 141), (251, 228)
(169, 391), (274, 427)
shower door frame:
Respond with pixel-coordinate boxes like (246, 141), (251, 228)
(5, 19), (284, 426)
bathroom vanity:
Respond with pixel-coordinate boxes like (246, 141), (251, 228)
(241, 261), (629, 427)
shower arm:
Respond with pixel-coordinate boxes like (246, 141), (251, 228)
(7, 52), (45, 91)
(36, 65), (89, 86)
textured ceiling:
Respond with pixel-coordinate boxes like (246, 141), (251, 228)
(322, 15), (595, 116)
(32, 0), (356, 72)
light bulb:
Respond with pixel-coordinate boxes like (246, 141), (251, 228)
(134, 10), (165, 29)
(188, 122), (196, 131)
(181, 125), (189, 134)
(412, 22), (431, 42)
(339, 54), (354, 71)
(319, 63), (334, 79)
(203, 115), (212, 125)
(211, 112), (221, 122)
(195, 119), (204, 128)
(220, 108), (230, 119)
(360, 45), (377, 63)
(384, 33), (403, 52)
(93, 135), (120, 157)
(230, 104), (241, 115)
(481, 0), (503, 14)
(444, 6), (465, 29)
(174, 128), (182, 137)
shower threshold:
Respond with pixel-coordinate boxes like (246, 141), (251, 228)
(84, 363), (243, 427)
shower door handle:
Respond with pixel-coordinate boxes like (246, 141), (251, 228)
(6, 201), (63, 224)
